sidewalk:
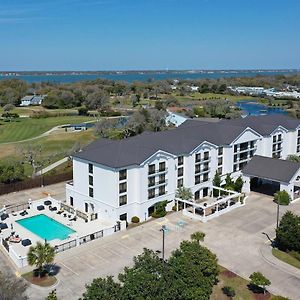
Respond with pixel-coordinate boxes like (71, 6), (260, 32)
(260, 243), (300, 278)
(35, 157), (69, 176)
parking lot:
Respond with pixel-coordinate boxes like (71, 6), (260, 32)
(16, 192), (300, 300)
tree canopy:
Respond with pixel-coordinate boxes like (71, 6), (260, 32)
(82, 241), (219, 300)
(276, 211), (300, 252)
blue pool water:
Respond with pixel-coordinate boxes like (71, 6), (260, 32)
(17, 214), (76, 241)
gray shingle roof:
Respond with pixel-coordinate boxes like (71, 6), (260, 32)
(242, 155), (300, 183)
(74, 115), (300, 169)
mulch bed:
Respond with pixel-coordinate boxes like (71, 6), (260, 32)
(220, 269), (237, 278)
(253, 292), (272, 300)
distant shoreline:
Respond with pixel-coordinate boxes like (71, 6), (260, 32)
(0, 69), (299, 76)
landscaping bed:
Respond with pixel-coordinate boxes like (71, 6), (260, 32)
(22, 271), (57, 288)
(211, 266), (281, 300)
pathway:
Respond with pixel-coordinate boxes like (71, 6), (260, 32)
(35, 157), (69, 176)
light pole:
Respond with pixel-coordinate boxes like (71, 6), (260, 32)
(160, 225), (166, 261)
(276, 200), (280, 229)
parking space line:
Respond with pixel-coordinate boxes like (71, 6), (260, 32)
(90, 252), (110, 263)
(58, 261), (79, 276)
(74, 255), (96, 269)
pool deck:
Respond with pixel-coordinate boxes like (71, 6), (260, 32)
(1, 198), (116, 262)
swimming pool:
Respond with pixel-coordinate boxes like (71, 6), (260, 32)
(16, 214), (76, 241)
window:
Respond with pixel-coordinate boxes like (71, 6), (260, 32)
(178, 156), (184, 166)
(89, 187), (94, 197)
(148, 177), (155, 187)
(278, 134), (282, 141)
(119, 169), (127, 181)
(203, 151), (209, 160)
(159, 162), (166, 172)
(218, 147), (223, 156)
(70, 196), (73, 206)
(218, 167), (222, 175)
(119, 182), (127, 194)
(148, 188), (155, 199)
(159, 185), (166, 196)
(250, 141), (255, 148)
(298, 130), (300, 137)
(195, 153), (201, 163)
(203, 162), (209, 171)
(159, 174), (165, 184)
(177, 178), (183, 188)
(218, 157), (223, 166)
(273, 136), (276, 143)
(233, 164), (238, 172)
(234, 154), (238, 162)
(194, 191), (200, 200)
(195, 175), (200, 184)
(85, 203), (89, 213)
(240, 142), (248, 151)
(89, 175), (93, 186)
(195, 164), (201, 174)
(178, 167), (183, 177)
(88, 163), (93, 174)
(234, 145), (238, 153)
(119, 195), (127, 206)
(148, 164), (155, 175)
(119, 213), (127, 221)
(203, 173), (209, 182)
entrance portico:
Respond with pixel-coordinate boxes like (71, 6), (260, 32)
(242, 155), (300, 201)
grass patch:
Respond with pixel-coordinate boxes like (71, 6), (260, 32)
(0, 116), (95, 143)
(272, 248), (300, 270)
(22, 271), (57, 287)
(211, 266), (282, 300)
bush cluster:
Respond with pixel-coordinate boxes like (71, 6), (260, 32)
(131, 216), (140, 223)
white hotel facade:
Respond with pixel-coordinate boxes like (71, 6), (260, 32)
(66, 115), (300, 223)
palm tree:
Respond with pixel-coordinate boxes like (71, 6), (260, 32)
(191, 231), (205, 244)
(175, 187), (193, 200)
(27, 241), (55, 277)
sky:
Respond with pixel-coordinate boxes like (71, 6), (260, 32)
(0, 0), (300, 71)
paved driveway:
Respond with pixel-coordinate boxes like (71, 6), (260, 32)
(3, 192), (300, 299)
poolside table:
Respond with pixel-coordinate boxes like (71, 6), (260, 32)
(37, 205), (45, 211)
(21, 239), (32, 247)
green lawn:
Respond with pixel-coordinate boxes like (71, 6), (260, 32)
(167, 92), (265, 104)
(272, 248), (300, 270)
(0, 129), (97, 176)
(0, 116), (95, 143)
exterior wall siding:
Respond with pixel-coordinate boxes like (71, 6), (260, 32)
(67, 127), (300, 223)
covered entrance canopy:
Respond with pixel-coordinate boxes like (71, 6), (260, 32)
(242, 155), (300, 200)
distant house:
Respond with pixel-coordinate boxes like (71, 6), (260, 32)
(186, 85), (199, 92)
(166, 109), (189, 127)
(20, 95), (46, 106)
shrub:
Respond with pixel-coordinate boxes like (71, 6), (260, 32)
(131, 216), (140, 223)
(234, 176), (244, 193)
(274, 190), (291, 205)
(1, 112), (19, 119)
(276, 211), (300, 252)
(78, 106), (89, 116)
(249, 272), (271, 294)
(172, 205), (177, 211)
(222, 286), (236, 298)
(151, 200), (168, 218)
